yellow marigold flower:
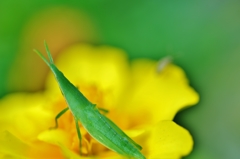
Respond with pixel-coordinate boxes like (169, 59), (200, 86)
(0, 44), (199, 159)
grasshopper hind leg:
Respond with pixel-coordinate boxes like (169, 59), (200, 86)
(98, 107), (109, 114)
(75, 118), (83, 155)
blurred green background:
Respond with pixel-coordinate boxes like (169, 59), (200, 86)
(1, 1), (240, 159)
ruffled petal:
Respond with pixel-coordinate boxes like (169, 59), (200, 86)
(0, 131), (29, 159)
(118, 59), (199, 125)
(0, 131), (64, 159)
(0, 93), (53, 139)
(45, 44), (130, 109)
(136, 121), (193, 159)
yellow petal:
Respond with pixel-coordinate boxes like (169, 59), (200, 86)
(0, 93), (66, 158)
(119, 59), (199, 125)
(38, 129), (71, 148)
(0, 131), (64, 159)
(45, 44), (130, 109)
(136, 121), (193, 159)
(59, 145), (84, 159)
(0, 93), (53, 139)
(0, 131), (29, 159)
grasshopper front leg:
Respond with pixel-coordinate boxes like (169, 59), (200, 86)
(50, 107), (69, 129)
(50, 108), (83, 155)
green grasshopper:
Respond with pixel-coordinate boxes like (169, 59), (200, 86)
(34, 42), (146, 159)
